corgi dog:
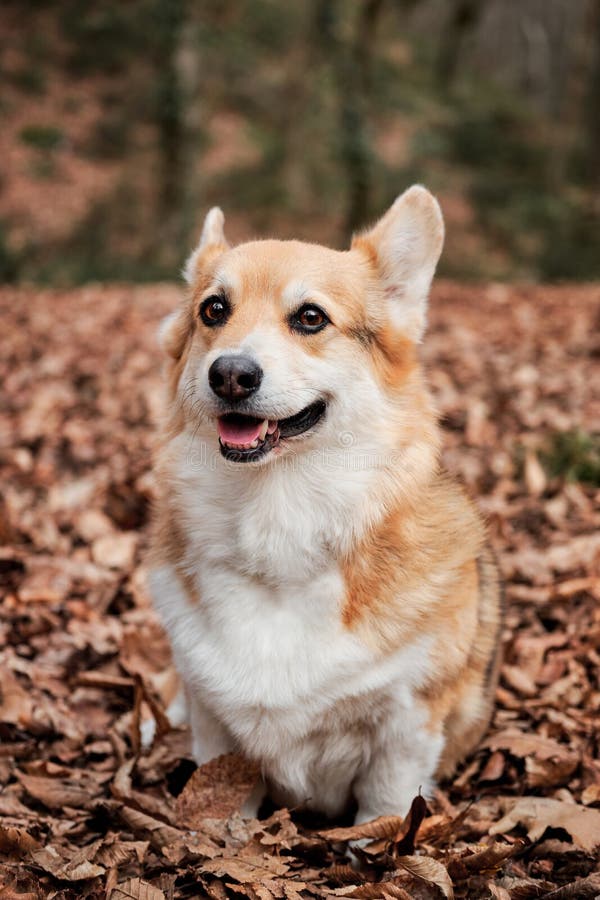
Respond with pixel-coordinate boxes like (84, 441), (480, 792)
(147, 186), (502, 823)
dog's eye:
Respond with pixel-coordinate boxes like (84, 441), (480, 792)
(200, 295), (230, 327)
(291, 304), (329, 334)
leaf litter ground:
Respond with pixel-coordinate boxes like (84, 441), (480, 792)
(0, 282), (599, 899)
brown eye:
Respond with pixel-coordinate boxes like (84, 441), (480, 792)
(291, 304), (329, 334)
(200, 295), (230, 327)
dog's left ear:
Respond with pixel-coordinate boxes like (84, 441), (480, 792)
(353, 185), (444, 341)
(158, 208), (229, 359)
(183, 206), (228, 286)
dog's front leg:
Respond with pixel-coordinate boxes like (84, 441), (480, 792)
(353, 716), (444, 824)
(188, 696), (266, 817)
(188, 694), (234, 765)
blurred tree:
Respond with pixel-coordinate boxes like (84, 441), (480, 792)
(356, 0), (386, 91)
(1, 0), (599, 281)
(314, 0), (385, 237)
(151, 0), (186, 243)
(435, 0), (484, 88)
(586, 0), (600, 189)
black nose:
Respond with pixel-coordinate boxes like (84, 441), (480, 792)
(208, 354), (263, 401)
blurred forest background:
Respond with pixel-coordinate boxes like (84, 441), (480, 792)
(1, 0), (599, 285)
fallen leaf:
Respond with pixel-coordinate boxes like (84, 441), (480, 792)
(110, 879), (166, 900)
(396, 854), (454, 899)
(581, 783), (600, 806)
(30, 843), (105, 881)
(176, 753), (261, 828)
(118, 806), (184, 855)
(489, 797), (600, 852)
(390, 795), (428, 855)
(483, 730), (579, 787)
(447, 840), (523, 879)
(201, 855), (289, 882)
(524, 449), (547, 497)
(542, 873), (600, 898)
(0, 825), (41, 857)
(92, 532), (138, 570)
(478, 750), (506, 782)
(319, 816), (405, 843)
(16, 772), (97, 810)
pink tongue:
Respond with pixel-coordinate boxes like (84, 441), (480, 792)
(218, 417), (263, 444)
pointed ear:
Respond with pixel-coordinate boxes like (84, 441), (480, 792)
(353, 185), (444, 341)
(157, 308), (192, 359)
(183, 206), (228, 286)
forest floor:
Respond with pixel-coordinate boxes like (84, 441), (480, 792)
(1, 282), (599, 899)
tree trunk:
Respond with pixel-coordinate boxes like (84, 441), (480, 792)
(314, 0), (385, 240)
(153, 0), (186, 232)
(585, 0), (600, 189)
(435, 0), (484, 89)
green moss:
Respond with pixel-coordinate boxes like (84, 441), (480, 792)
(19, 125), (64, 151)
(541, 431), (600, 486)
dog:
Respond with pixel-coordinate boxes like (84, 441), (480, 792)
(147, 185), (502, 823)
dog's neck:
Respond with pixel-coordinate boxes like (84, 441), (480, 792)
(163, 421), (439, 585)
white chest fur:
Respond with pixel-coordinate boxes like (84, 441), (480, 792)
(149, 436), (437, 816)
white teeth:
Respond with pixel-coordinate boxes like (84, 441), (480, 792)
(221, 439), (259, 451)
(258, 419), (269, 441)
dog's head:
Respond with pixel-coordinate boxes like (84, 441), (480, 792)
(162, 186), (444, 464)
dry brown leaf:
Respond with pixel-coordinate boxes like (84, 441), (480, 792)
(542, 873), (600, 899)
(30, 843), (105, 881)
(95, 838), (150, 868)
(118, 805), (184, 854)
(318, 815), (404, 843)
(525, 755), (578, 789)
(345, 885), (412, 899)
(391, 794), (428, 854)
(0, 671), (34, 727)
(176, 753), (261, 828)
(396, 854), (454, 898)
(483, 730), (576, 763)
(111, 757), (177, 824)
(204, 882), (229, 900)
(489, 797), (600, 852)
(0, 889), (39, 900)
(524, 449), (547, 497)
(478, 750), (506, 782)
(447, 840), (523, 879)
(483, 730), (579, 787)
(16, 772), (97, 810)
(91, 532), (138, 570)
(0, 825), (41, 857)
(581, 782), (600, 806)
(500, 665), (537, 697)
(486, 885), (511, 900)
(110, 879), (166, 900)
(201, 855), (290, 882)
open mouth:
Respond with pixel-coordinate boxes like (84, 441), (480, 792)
(217, 400), (326, 462)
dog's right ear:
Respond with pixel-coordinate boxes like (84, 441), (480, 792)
(183, 207), (228, 286)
